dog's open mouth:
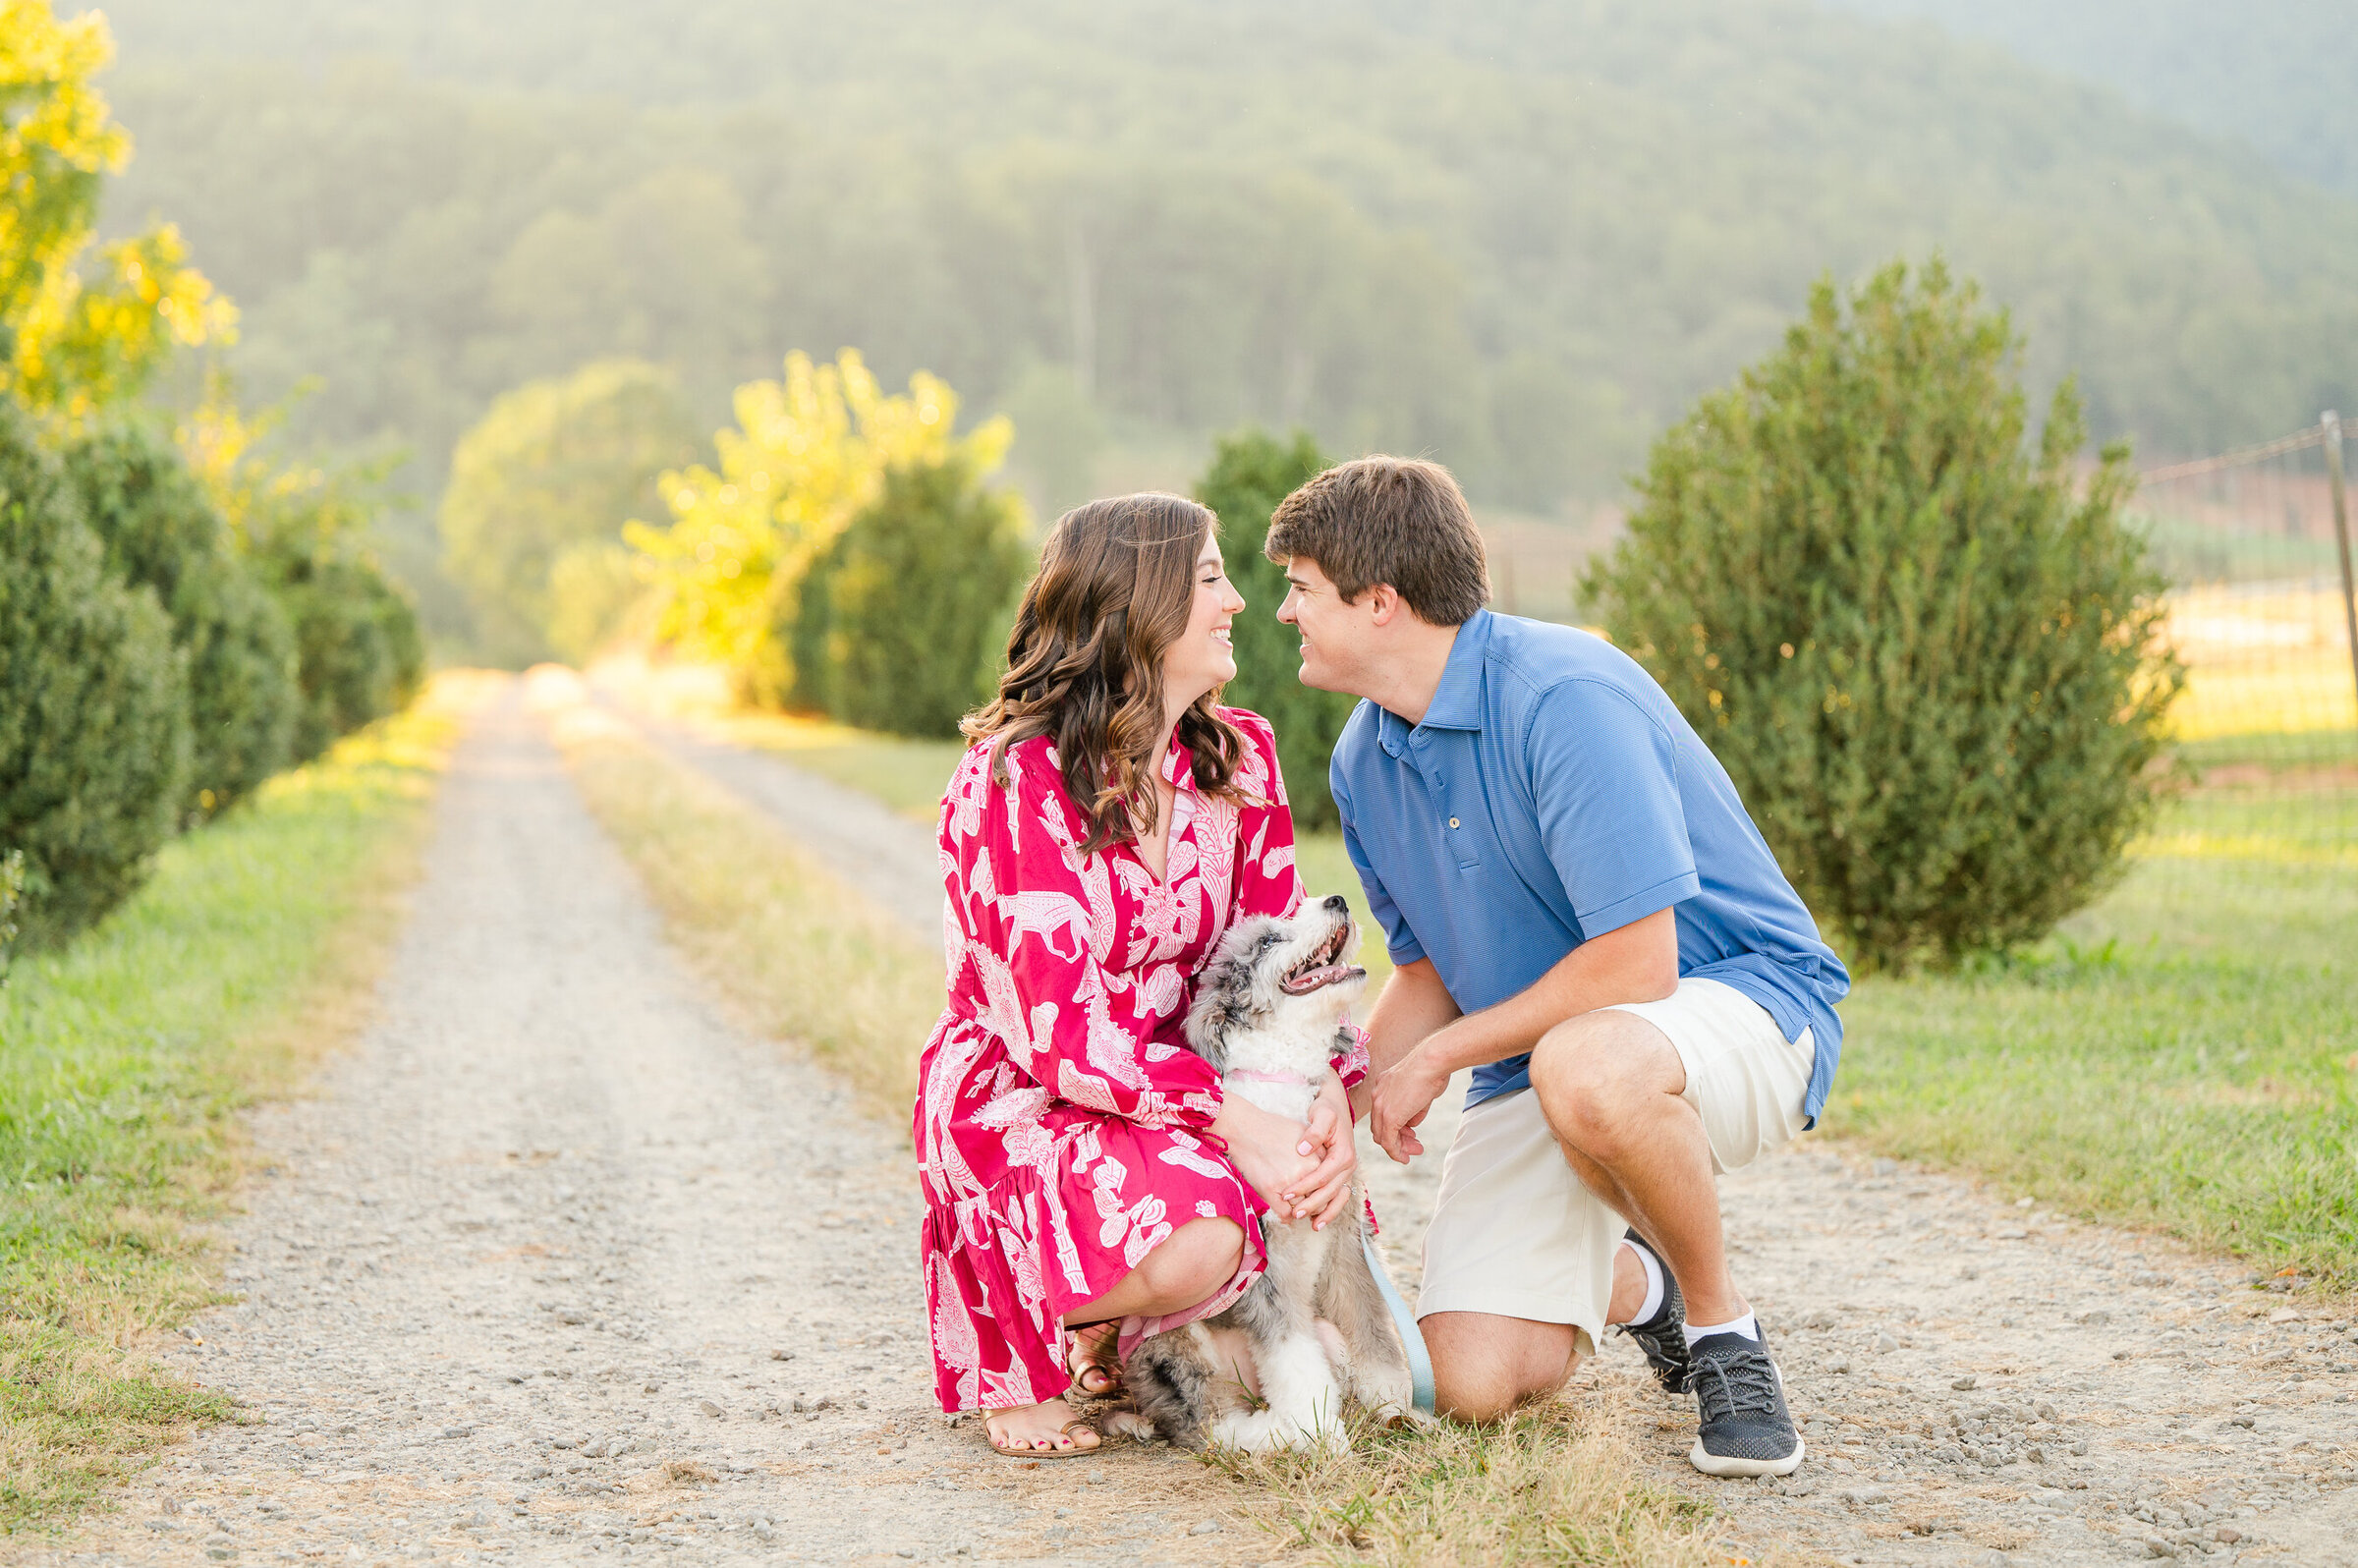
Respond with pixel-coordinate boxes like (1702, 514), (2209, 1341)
(1279, 923), (1365, 995)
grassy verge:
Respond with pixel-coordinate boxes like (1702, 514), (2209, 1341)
(0, 673), (483, 1532)
(1222, 1401), (1764, 1568)
(1828, 786), (2358, 1288)
(535, 680), (943, 1113)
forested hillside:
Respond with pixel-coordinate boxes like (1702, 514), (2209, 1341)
(78, 0), (2358, 644)
(1832, 1), (2358, 201)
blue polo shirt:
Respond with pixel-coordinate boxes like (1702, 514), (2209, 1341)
(1330, 610), (1849, 1125)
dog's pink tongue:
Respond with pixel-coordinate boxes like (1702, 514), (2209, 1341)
(1282, 963), (1362, 994)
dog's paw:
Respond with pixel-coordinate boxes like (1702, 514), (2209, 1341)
(1098, 1407), (1159, 1443)
(1208, 1408), (1282, 1455)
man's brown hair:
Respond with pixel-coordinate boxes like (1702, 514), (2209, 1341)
(1263, 456), (1489, 625)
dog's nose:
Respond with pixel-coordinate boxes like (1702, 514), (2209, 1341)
(1322, 894), (1350, 915)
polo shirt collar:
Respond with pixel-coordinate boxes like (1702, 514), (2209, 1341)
(1377, 609), (1492, 755)
(1419, 610), (1492, 730)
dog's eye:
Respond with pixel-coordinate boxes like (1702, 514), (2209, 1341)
(1256, 932), (1281, 952)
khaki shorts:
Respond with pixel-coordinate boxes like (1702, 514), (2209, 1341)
(1416, 978), (1813, 1357)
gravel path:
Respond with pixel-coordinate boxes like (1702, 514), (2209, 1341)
(20, 687), (2355, 1568)
(616, 705), (2358, 1567)
(19, 687), (1247, 1568)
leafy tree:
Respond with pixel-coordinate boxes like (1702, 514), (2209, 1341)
(1583, 259), (2182, 971)
(64, 421), (298, 817)
(626, 349), (1011, 703)
(439, 358), (699, 665)
(179, 389), (423, 760)
(0, 397), (190, 948)
(790, 456), (1030, 736)
(1194, 428), (1356, 830)
(0, 1), (233, 421)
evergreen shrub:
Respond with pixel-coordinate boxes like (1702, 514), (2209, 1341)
(65, 422), (299, 818)
(0, 402), (191, 949)
(0, 849), (22, 982)
(789, 457), (1029, 737)
(259, 532), (427, 763)
(1583, 260), (2181, 971)
(1195, 429), (1356, 829)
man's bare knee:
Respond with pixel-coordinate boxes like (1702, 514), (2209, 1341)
(1422, 1313), (1577, 1423)
(1533, 1015), (1681, 1161)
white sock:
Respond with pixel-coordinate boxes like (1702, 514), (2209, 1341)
(1613, 1239), (1665, 1326)
(1682, 1312), (1760, 1348)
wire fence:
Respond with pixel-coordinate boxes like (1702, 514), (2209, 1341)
(2129, 412), (2358, 886)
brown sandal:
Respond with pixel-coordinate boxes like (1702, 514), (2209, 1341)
(1065, 1323), (1123, 1397)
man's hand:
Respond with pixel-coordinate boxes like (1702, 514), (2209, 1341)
(1370, 1045), (1450, 1164)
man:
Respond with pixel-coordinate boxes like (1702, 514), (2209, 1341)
(1265, 456), (1848, 1477)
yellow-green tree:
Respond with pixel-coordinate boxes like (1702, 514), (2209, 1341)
(439, 360), (699, 666)
(627, 349), (1012, 702)
(0, 1), (234, 422)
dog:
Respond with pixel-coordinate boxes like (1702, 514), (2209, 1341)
(1104, 895), (1420, 1453)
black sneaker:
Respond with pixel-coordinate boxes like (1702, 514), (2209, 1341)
(1686, 1326), (1805, 1477)
(1610, 1228), (1690, 1394)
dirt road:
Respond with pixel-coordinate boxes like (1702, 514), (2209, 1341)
(21, 687), (1243, 1568)
(19, 686), (2356, 1567)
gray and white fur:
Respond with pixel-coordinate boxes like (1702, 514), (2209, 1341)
(1105, 895), (1420, 1453)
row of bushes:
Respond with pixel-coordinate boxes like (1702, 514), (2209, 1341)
(0, 398), (423, 955)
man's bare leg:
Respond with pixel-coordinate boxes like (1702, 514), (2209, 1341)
(1529, 1010), (1745, 1326)
(1422, 1246), (1647, 1422)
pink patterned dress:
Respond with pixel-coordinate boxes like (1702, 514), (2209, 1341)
(915, 708), (1312, 1414)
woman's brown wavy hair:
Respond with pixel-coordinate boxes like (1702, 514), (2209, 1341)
(964, 492), (1249, 856)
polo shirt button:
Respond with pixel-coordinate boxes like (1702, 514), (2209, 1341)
(1448, 816), (1461, 829)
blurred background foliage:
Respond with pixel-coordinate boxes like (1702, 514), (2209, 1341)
(1, 2), (421, 950)
(70, 0), (2358, 655)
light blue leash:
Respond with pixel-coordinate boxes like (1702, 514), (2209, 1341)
(1361, 1230), (1436, 1415)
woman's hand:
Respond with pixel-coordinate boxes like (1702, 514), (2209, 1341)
(1210, 1093), (1321, 1221)
(1210, 1076), (1358, 1230)
(1289, 1072), (1358, 1229)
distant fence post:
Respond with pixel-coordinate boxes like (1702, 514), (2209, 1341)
(2326, 410), (2358, 730)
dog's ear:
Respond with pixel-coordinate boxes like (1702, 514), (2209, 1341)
(1184, 948), (1246, 1069)
(1185, 918), (1277, 1068)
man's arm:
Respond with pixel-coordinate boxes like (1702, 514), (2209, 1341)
(1346, 957), (1463, 1123)
(1367, 906), (1678, 1161)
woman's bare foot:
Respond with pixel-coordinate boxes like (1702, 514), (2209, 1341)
(1065, 1320), (1122, 1397)
(984, 1396), (1101, 1456)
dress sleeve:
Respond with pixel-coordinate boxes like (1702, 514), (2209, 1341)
(1223, 709), (1305, 925)
(1330, 1024), (1372, 1091)
(942, 742), (1225, 1130)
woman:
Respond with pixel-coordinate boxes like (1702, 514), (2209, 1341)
(916, 493), (1363, 1456)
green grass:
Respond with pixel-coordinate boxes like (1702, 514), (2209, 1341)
(0, 677), (471, 1531)
(1827, 795), (2358, 1287)
(1221, 1401), (1757, 1568)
